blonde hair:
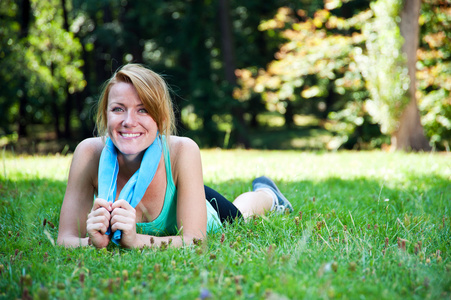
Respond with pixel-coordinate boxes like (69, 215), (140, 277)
(96, 64), (176, 138)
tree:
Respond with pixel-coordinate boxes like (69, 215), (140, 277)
(393, 0), (431, 151)
(26, 0), (310, 148)
(0, 0), (33, 137)
(234, 4), (375, 148)
(26, 0), (85, 139)
(356, 0), (430, 151)
(18, 0), (31, 137)
(0, 0), (84, 142)
(218, 0), (249, 148)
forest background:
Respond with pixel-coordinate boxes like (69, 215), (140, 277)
(0, 0), (450, 153)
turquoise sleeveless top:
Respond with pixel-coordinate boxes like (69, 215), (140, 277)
(136, 136), (221, 236)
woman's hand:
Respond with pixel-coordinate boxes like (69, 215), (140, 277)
(111, 200), (138, 248)
(86, 198), (112, 248)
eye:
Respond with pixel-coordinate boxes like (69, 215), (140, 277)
(111, 107), (123, 112)
(138, 108), (148, 114)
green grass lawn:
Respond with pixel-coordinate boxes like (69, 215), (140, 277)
(0, 150), (450, 299)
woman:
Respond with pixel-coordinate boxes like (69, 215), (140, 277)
(57, 64), (293, 249)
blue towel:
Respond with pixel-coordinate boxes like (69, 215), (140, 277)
(97, 135), (163, 244)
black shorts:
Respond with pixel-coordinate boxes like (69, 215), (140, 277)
(205, 185), (243, 223)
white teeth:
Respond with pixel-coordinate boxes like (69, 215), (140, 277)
(121, 133), (140, 138)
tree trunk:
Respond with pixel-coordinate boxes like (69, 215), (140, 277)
(219, 0), (236, 85)
(61, 0), (72, 139)
(218, 0), (249, 148)
(61, 0), (69, 31)
(18, 0), (31, 138)
(18, 94), (28, 137)
(392, 0), (431, 151)
(50, 62), (62, 139)
(76, 37), (93, 138)
(63, 92), (72, 138)
(284, 100), (295, 128)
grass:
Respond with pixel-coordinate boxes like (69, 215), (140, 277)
(0, 150), (450, 299)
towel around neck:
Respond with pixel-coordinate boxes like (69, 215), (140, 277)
(97, 135), (163, 244)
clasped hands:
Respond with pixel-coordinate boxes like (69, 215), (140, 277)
(86, 198), (137, 248)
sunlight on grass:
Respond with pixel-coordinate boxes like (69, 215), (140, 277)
(1, 154), (71, 181)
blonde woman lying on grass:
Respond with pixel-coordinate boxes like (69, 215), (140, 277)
(57, 64), (293, 249)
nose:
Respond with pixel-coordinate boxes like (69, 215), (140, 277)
(122, 111), (138, 127)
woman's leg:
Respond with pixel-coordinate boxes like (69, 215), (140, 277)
(206, 176), (293, 221)
(205, 185), (243, 223)
(232, 191), (273, 219)
(205, 186), (273, 220)
(234, 176), (293, 219)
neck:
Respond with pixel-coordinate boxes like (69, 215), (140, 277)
(117, 151), (144, 177)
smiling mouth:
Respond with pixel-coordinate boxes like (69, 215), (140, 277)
(120, 133), (142, 138)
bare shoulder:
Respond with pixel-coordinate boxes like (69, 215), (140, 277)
(168, 136), (200, 157)
(70, 137), (105, 179)
(74, 137), (105, 157)
(167, 136), (202, 182)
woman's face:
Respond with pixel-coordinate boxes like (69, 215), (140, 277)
(107, 82), (158, 158)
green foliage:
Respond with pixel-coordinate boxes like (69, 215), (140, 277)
(1, 0), (449, 149)
(0, 0), (27, 134)
(1, 151), (450, 299)
(67, 0), (293, 147)
(28, 11), (84, 88)
(0, 0), (84, 137)
(419, 89), (451, 150)
(27, 0), (85, 95)
(234, 0), (448, 149)
(235, 6), (371, 110)
(354, 0), (410, 135)
(235, 2), (380, 149)
(417, 0), (451, 150)
(327, 101), (387, 149)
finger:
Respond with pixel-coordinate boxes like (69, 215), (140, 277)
(88, 207), (111, 220)
(93, 198), (112, 211)
(87, 214), (111, 227)
(87, 216), (110, 233)
(111, 218), (135, 233)
(112, 199), (133, 210)
(86, 221), (109, 234)
(111, 213), (135, 226)
(110, 213), (136, 234)
(111, 207), (136, 221)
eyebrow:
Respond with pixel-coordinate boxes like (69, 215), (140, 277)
(108, 102), (145, 107)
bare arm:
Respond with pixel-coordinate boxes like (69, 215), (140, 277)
(173, 137), (207, 241)
(57, 138), (103, 247)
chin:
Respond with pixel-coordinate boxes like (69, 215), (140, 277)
(118, 145), (147, 155)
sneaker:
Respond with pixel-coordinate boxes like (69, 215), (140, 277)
(252, 176), (293, 213)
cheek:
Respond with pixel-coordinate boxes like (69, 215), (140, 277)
(144, 116), (158, 130)
(107, 114), (121, 126)
(106, 115), (121, 136)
